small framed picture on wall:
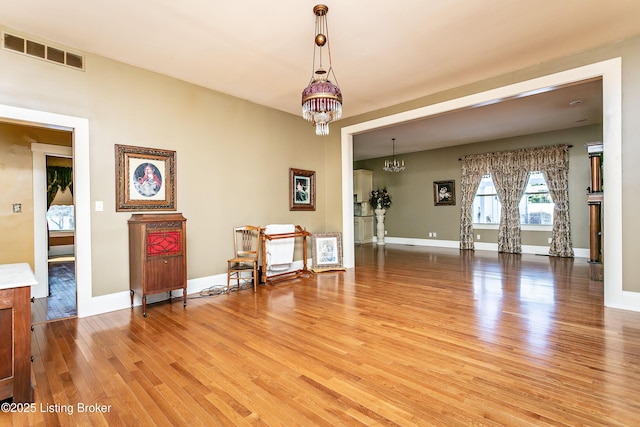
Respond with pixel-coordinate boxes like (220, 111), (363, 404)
(289, 168), (316, 211)
(433, 180), (455, 206)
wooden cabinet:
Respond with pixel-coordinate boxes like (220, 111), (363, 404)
(354, 216), (374, 244)
(128, 213), (187, 317)
(353, 169), (373, 203)
(0, 263), (36, 403)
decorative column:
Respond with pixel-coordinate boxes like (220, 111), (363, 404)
(588, 200), (602, 261)
(586, 142), (603, 281)
(375, 204), (386, 245)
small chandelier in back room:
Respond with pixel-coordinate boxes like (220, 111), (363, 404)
(301, 4), (343, 136)
(383, 138), (406, 172)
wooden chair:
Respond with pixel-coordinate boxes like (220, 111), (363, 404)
(227, 225), (261, 292)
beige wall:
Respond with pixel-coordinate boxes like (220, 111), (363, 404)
(0, 122), (72, 267)
(354, 125), (600, 249)
(1, 26), (329, 297)
(0, 123), (34, 266)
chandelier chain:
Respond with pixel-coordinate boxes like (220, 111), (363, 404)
(383, 138), (406, 172)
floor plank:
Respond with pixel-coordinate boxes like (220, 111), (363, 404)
(4, 245), (640, 426)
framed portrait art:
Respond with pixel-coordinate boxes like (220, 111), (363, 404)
(433, 180), (455, 206)
(311, 232), (343, 271)
(115, 144), (176, 211)
(289, 168), (316, 211)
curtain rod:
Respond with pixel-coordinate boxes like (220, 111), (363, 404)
(458, 144), (573, 161)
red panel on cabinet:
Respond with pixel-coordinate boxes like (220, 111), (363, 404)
(146, 231), (181, 256)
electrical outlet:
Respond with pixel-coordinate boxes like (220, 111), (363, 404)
(428, 232), (433, 237)
(12, 203), (22, 213)
(548, 237), (552, 244)
(476, 234), (481, 240)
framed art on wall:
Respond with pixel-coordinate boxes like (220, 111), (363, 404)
(115, 144), (177, 211)
(289, 168), (316, 211)
(434, 180), (455, 206)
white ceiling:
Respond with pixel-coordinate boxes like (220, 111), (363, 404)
(2, 1), (637, 158)
(353, 78), (603, 160)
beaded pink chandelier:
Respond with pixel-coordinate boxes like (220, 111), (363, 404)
(301, 4), (342, 136)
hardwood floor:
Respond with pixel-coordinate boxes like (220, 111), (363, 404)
(31, 260), (77, 324)
(4, 245), (640, 426)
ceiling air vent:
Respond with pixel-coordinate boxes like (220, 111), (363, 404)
(3, 32), (84, 71)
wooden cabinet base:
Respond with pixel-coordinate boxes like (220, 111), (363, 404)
(128, 214), (187, 317)
(0, 286), (34, 403)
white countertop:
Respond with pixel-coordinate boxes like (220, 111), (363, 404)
(0, 263), (38, 290)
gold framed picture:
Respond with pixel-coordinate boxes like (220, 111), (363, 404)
(115, 144), (176, 211)
(289, 168), (316, 211)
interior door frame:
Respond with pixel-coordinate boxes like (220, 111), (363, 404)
(341, 58), (637, 312)
(0, 104), (92, 317)
(31, 143), (73, 299)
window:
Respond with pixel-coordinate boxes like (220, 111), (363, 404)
(47, 205), (75, 231)
(519, 171), (554, 225)
(473, 174), (500, 224)
(472, 171), (554, 226)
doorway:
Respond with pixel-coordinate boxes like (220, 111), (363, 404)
(341, 58), (630, 311)
(0, 103), (92, 318)
(33, 150), (77, 323)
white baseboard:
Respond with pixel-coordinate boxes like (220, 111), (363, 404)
(81, 259), (312, 318)
(375, 236), (589, 258)
(84, 274), (231, 318)
(606, 290), (640, 312)
(381, 236), (460, 248)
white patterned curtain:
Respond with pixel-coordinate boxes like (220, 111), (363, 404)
(538, 146), (574, 257)
(459, 154), (490, 250)
(491, 152), (529, 253)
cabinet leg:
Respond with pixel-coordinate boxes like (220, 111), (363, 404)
(142, 295), (147, 317)
(130, 289), (134, 309)
(183, 288), (187, 308)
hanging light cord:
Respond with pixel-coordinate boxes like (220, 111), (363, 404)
(308, 7), (340, 87)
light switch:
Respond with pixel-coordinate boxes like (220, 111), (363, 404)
(95, 201), (104, 211)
